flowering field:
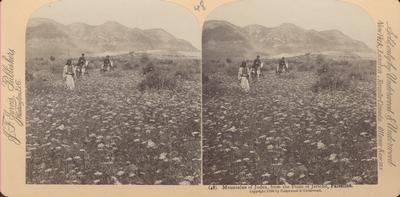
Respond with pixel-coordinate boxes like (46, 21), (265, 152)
(26, 56), (201, 185)
(202, 59), (377, 185)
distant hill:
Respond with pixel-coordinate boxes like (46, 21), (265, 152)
(26, 18), (198, 59)
(202, 20), (375, 60)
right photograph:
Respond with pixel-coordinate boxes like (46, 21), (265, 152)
(202, 0), (377, 185)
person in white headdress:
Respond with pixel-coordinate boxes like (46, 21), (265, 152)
(63, 59), (76, 90)
(258, 62), (263, 78)
(81, 59), (89, 78)
(238, 61), (250, 92)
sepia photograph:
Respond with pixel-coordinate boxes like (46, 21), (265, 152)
(25, 0), (201, 185)
(2, 0), (400, 196)
(202, 0), (377, 185)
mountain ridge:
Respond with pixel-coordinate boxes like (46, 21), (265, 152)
(26, 18), (198, 58)
(203, 20), (374, 60)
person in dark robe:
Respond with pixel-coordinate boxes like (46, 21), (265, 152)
(102, 55), (112, 72)
(251, 55), (261, 81)
(277, 57), (287, 74)
(76, 53), (86, 78)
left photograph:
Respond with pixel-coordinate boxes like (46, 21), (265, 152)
(25, 0), (201, 185)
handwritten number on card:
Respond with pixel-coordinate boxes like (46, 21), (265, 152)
(194, 0), (206, 11)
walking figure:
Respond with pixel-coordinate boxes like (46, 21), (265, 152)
(101, 55), (112, 72)
(76, 53), (86, 79)
(276, 57), (288, 74)
(63, 59), (75, 90)
(238, 61), (250, 92)
(251, 55), (261, 81)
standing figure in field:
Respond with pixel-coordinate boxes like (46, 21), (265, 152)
(82, 60), (89, 78)
(63, 59), (75, 90)
(76, 53), (86, 79)
(251, 55), (261, 81)
(110, 57), (115, 71)
(258, 62), (263, 78)
(284, 58), (289, 71)
(102, 55), (112, 72)
(277, 56), (288, 74)
(238, 61), (250, 92)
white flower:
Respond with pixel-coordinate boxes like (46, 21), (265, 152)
(57, 124), (65, 130)
(116, 171), (125, 176)
(185, 176), (194, 182)
(328, 153), (337, 161)
(179, 181), (191, 185)
(147, 140), (157, 149)
(159, 152), (167, 160)
(227, 126), (237, 132)
(111, 176), (122, 185)
(317, 141), (326, 149)
(154, 180), (163, 184)
(172, 157), (181, 162)
(261, 173), (271, 177)
(352, 176), (363, 183)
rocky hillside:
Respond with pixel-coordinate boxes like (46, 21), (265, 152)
(203, 20), (374, 60)
(26, 18), (198, 58)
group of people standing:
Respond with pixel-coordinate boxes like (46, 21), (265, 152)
(63, 53), (114, 90)
(237, 56), (288, 92)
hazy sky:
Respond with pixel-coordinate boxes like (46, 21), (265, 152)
(31, 0), (201, 49)
(207, 0), (376, 49)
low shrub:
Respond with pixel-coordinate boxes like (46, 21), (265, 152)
(27, 79), (56, 95)
(312, 58), (375, 92)
(202, 76), (224, 99)
(142, 62), (154, 74)
(296, 63), (311, 72)
(313, 61), (351, 92)
(103, 71), (122, 78)
(279, 72), (296, 79)
(171, 61), (200, 81)
(122, 62), (134, 70)
(140, 53), (150, 63)
(312, 72), (351, 92)
(224, 64), (238, 77)
(138, 67), (177, 91)
(26, 70), (34, 82)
